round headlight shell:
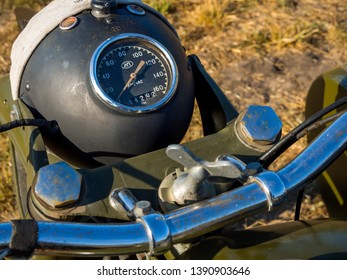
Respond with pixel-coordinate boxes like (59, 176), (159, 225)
(90, 33), (178, 113)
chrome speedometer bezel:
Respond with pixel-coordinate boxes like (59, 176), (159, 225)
(90, 33), (178, 113)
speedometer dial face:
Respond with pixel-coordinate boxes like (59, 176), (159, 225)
(90, 34), (178, 113)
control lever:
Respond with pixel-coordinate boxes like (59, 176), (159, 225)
(158, 145), (249, 210)
(166, 144), (246, 179)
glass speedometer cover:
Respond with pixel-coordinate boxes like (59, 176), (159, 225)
(90, 33), (178, 113)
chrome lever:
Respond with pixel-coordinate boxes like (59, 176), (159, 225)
(159, 145), (250, 209)
(166, 144), (245, 180)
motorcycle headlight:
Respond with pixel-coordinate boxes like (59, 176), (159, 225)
(12, 1), (195, 165)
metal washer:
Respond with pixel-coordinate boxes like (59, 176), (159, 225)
(59, 16), (79, 31)
(127, 4), (146, 16)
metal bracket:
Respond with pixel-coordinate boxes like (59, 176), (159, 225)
(139, 213), (171, 255)
(249, 171), (287, 211)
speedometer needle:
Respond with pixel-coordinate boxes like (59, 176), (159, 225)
(118, 60), (146, 101)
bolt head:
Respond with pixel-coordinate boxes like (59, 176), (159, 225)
(133, 200), (152, 217)
(238, 105), (282, 146)
(246, 162), (263, 176)
(91, 0), (118, 14)
(34, 162), (82, 209)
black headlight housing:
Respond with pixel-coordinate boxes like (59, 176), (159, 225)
(19, 4), (195, 165)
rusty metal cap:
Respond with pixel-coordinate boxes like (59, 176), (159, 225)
(236, 105), (282, 150)
(34, 162), (82, 209)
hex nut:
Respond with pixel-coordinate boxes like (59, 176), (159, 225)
(133, 200), (152, 217)
(245, 162), (263, 176)
(34, 162), (82, 209)
(236, 105), (282, 149)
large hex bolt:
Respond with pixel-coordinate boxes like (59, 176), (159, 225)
(236, 105), (282, 150)
(33, 162), (82, 209)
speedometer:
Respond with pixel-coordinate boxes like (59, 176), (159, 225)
(90, 33), (178, 113)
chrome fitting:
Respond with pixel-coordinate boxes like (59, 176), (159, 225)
(172, 165), (213, 205)
(249, 171), (286, 211)
(159, 145), (249, 209)
(236, 105), (282, 151)
(245, 162), (263, 176)
(139, 213), (172, 255)
(33, 162), (82, 209)
(110, 188), (170, 255)
(133, 201), (153, 217)
(109, 188), (138, 220)
(109, 188), (154, 219)
(91, 0), (118, 17)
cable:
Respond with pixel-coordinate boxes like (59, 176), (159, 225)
(243, 99), (347, 221)
(293, 109), (346, 221)
(0, 119), (58, 134)
(257, 97), (347, 221)
(258, 96), (347, 168)
(296, 109), (347, 140)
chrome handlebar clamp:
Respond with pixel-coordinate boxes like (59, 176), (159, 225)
(139, 213), (172, 256)
(250, 171), (287, 211)
(110, 188), (171, 255)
